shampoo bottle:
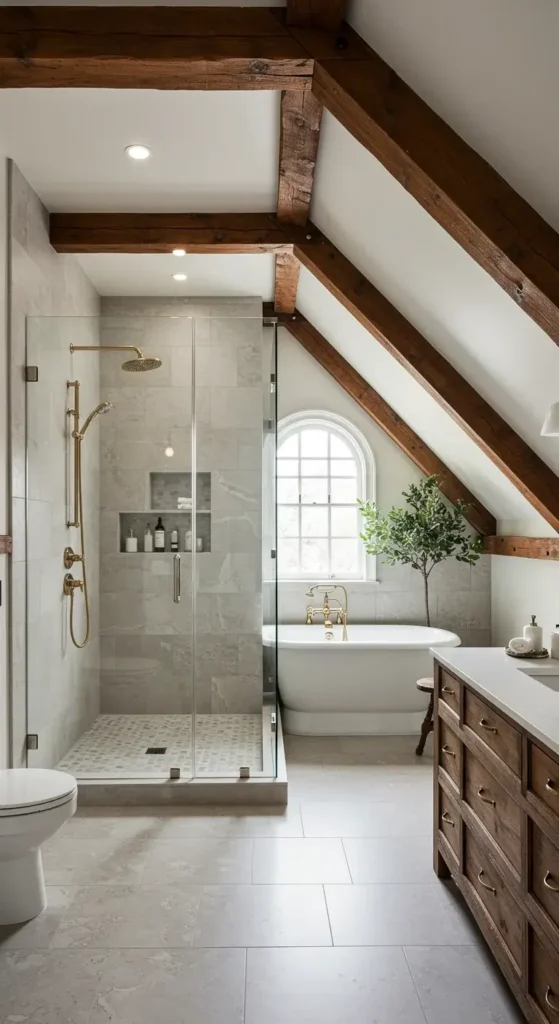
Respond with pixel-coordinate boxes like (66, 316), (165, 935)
(184, 530), (192, 552)
(551, 625), (559, 661)
(171, 529), (179, 552)
(523, 614), (543, 651)
(144, 523), (153, 553)
(154, 517), (166, 552)
(125, 527), (138, 553)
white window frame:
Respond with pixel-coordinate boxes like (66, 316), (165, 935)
(276, 411), (376, 582)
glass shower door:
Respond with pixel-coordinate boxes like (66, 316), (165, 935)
(192, 314), (278, 779)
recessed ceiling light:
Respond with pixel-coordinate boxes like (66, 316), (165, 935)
(172, 273), (187, 282)
(125, 144), (151, 161)
(172, 249), (186, 258)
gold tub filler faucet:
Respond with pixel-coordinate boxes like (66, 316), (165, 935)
(305, 584), (349, 641)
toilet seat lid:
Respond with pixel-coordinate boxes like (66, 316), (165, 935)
(0, 769), (77, 815)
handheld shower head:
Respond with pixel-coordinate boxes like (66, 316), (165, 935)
(78, 401), (114, 438)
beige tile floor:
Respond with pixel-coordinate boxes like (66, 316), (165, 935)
(0, 735), (524, 1023)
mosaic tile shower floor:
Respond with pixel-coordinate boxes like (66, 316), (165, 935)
(57, 714), (264, 776)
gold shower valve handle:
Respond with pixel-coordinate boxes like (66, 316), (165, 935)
(63, 546), (83, 569)
(63, 573), (83, 596)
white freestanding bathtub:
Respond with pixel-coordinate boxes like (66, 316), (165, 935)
(263, 624), (461, 735)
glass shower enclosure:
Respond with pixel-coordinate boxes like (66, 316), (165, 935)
(24, 312), (278, 782)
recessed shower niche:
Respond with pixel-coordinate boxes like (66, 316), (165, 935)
(118, 471), (212, 553)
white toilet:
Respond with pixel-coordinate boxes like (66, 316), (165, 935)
(0, 769), (77, 925)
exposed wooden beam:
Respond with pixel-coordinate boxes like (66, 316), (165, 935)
(285, 0), (345, 34)
(0, 7), (313, 90)
(50, 213), (296, 254)
(286, 317), (496, 536)
(294, 232), (559, 533)
(263, 303), (307, 322)
(274, 253), (301, 313)
(484, 537), (559, 560)
(309, 45), (559, 347)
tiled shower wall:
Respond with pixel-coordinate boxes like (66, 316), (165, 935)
(98, 297), (264, 715)
(9, 162), (101, 768)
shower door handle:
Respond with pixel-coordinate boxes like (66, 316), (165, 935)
(173, 554), (181, 603)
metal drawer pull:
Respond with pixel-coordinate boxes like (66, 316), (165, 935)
(544, 871), (559, 892)
(442, 685), (455, 695)
(545, 987), (559, 1012)
(546, 778), (557, 794)
(478, 787), (496, 806)
(441, 812), (455, 827)
(477, 869), (496, 894)
(442, 745), (456, 758)
(479, 718), (497, 734)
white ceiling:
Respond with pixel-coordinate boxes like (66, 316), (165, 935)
(77, 252), (275, 298)
(0, 89), (279, 212)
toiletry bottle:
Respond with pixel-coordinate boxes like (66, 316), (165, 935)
(125, 527), (138, 553)
(185, 530), (192, 552)
(551, 625), (559, 661)
(171, 528), (179, 552)
(144, 523), (153, 553)
(154, 516), (166, 552)
(196, 536), (203, 553)
(523, 614), (543, 651)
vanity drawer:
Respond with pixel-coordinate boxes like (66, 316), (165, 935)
(438, 668), (461, 718)
(529, 929), (559, 1022)
(531, 744), (559, 821)
(438, 718), (461, 792)
(438, 786), (460, 859)
(531, 824), (559, 935)
(464, 689), (521, 776)
(464, 749), (522, 874)
(465, 827), (523, 969)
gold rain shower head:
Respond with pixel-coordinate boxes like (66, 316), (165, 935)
(69, 344), (162, 372)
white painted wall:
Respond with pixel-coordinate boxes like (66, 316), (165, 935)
(0, 154), (7, 768)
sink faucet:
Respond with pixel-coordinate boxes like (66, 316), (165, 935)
(305, 584), (349, 641)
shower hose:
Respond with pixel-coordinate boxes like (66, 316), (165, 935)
(69, 443), (90, 649)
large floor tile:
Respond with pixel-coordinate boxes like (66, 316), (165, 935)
(142, 837), (253, 884)
(148, 806), (304, 838)
(245, 946), (428, 1024)
(50, 884), (200, 949)
(194, 884), (332, 947)
(252, 838), (351, 883)
(301, 801), (394, 838)
(0, 949), (109, 1023)
(90, 948), (245, 1024)
(343, 837), (434, 884)
(43, 834), (149, 885)
(325, 884), (464, 946)
(433, 880), (481, 944)
(0, 886), (76, 950)
(404, 944), (524, 1023)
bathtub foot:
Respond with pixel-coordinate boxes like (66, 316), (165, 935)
(415, 688), (434, 756)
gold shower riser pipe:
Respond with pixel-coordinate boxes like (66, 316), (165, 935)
(67, 379), (81, 528)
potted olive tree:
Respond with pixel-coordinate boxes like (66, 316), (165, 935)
(358, 475), (483, 627)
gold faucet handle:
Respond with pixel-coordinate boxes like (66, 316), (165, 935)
(64, 546), (83, 569)
(305, 606), (314, 625)
(63, 573), (83, 596)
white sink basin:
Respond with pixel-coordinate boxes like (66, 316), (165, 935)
(518, 667), (559, 690)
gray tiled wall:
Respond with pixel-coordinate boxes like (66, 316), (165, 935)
(9, 162), (101, 768)
(99, 298), (264, 715)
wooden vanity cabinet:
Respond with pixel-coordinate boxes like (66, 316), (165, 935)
(434, 660), (559, 1023)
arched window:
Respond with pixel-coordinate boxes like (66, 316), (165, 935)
(277, 412), (374, 580)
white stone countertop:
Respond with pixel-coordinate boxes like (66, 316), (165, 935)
(431, 646), (559, 758)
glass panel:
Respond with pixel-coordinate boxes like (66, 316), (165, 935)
(330, 434), (352, 458)
(301, 506), (328, 537)
(331, 459), (357, 477)
(331, 478), (358, 504)
(301, 428), (328, 457)
(301, 478), (328, 504)
(278, 505), (299, 537)
(278, 433), (298, 457)
(301, 459), (328, 476)
(277, 458), (299, 477)
(277, 478), (299, 504)
(331, 539), (359, 575)
(278, 538), (299, 575)
(331, 506), (358, 537)
(301, 538), (328, 574)
(25, 315), (194, 779)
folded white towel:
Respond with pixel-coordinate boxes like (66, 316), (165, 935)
(508, 636), (533, 654)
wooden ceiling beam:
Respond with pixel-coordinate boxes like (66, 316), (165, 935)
(304, 39), (559, 347)
(294, 231), (559, 533)
(274, 87), (322, 312)
(286, 318), (496, 535)
(49, 213), (298, 254)
(285, 0), (345, 34)
(483, 537), (559, 560)
(0, 7), (313, 90)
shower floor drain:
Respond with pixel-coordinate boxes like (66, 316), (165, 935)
(145, 746), (167, 755)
